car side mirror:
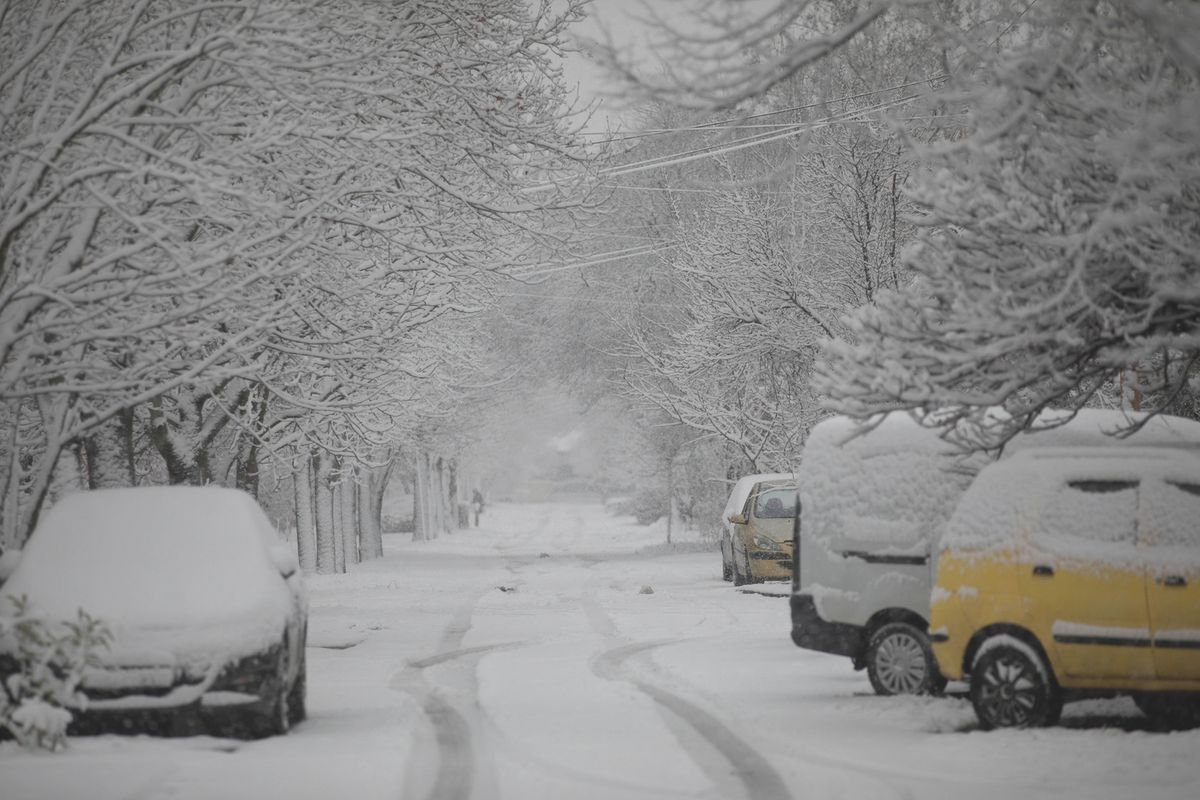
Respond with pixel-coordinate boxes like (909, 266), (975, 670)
(728, 513), (747, 525)
(269, 544), (299, 579)
(0, 549), (19, 586)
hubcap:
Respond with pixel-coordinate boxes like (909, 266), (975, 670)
(980, 655), (1038, 727)
(875, 631), (927, 694)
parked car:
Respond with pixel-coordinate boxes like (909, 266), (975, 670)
(728, 477), (798, 586)
(719, 472), (796, 582)
(0, 486), (307, 738)
(791, 409), (1200, 697)
(930, 446), (1200, 729)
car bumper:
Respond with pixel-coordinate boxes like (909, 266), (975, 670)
(748, 550), (793, 578)
(790, 592), (865, 659)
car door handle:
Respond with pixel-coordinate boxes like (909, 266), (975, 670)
(1032, 565), (1055, 577)
(1157, 575), (1188, 588)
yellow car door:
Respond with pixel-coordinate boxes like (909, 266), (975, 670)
(1020, 479), (1155, 681)
(1140, 478), (1200, 682)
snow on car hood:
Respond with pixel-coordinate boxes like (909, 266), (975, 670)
(1, 487), (295, 661)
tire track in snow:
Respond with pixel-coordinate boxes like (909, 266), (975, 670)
(391, 586), (504, 800)
(582, 596), (792, 800)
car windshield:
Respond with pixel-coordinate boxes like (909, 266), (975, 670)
(754, 487), (796, 518)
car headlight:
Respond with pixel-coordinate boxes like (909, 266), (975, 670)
(752, 534), (782, 551)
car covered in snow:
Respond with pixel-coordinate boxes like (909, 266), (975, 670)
(719, 472), (796, 582)
(930, 446), (1200, 729)
(727, 478), (798, 586)
(791, 409), (1200, 697)
(0, 486), (307, 738)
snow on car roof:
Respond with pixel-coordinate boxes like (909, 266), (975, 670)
(798, 413), (985, 551)
(721, 472), (797, 518)
(799, 410), (1200, 551)
(942, 447), (1200, 559)
(2, 487), (291, 628)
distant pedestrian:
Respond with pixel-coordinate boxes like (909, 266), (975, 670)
(471, 489), (485, 526)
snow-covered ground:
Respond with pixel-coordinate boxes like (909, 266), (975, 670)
(4, 500), (1199, 800)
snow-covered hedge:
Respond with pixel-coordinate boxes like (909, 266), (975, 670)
(0, 596), (111, 751)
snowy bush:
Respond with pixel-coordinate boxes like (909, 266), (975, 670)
(0, 595), (111, 751)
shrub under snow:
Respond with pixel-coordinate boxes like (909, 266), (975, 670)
(0, 595), (111, 751)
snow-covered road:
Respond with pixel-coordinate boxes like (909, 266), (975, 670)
(4, 501), (1200, 800)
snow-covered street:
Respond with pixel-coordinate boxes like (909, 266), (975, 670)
(4, 500), (1199, 800)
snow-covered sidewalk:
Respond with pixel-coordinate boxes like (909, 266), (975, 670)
(4, 501), (1199, 800)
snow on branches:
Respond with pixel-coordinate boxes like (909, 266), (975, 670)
(817, 1), (1200, 443)
(0, 0), (596, 545)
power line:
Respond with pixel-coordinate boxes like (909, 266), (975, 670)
(510, 242), (679, 279)
(579, 75), (946, 142)
(602, 93), (919, 179)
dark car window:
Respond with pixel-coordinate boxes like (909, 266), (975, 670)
(755, 488), (796, 519)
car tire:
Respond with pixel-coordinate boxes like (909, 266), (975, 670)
(721, 536), (733, 582)
(866, 622), (946, 696)
(970, 640), (1062, 730)
(248, 645), (292, 739)
(287, 648), (307, 727)
(732, 545), (748, 586)
(1133, 692), (1200, 729)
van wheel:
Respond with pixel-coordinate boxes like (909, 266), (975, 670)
(970, 641), (1062, 729)
(1133, 693), (1200, 729)
(721, 537), (733, 582)
(866, 622), (945, 696)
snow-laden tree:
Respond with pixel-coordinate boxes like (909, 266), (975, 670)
(817, 1), (1200, 442)
(595, 0), (1200, 444)
(0, 0), (597, 548)
(592, 16), (930, 466)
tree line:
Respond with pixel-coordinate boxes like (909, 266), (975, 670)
(0, 0), (598, 565)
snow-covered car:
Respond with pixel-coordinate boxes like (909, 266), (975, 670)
(931, 446), (1200, 729)
(0, 487), (307, 738)
(728, 479), (798, 586)
(791, 409), (1200, 697)
(719, 472), (796, 582)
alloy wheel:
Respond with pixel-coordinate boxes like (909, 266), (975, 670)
(971, 642), (1059, 729)
(867, 623), (935, 695)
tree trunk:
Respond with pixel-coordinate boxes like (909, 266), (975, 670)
(293, 449), (318, 573)
(332, 478), (346, 573)
(84, 411), (137, 488)
(413, 452), (433, 542)
(666, 458), (674, 545)
(340, 474), (359, 568)
(1, 401), (23, 550)
(359, 462), (389, 560)
(314, 452), (337, 574)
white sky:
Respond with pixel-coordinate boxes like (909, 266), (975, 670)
(560, 0), (669, 131)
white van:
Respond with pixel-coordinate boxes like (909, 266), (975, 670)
(790, 409), (1200, 696)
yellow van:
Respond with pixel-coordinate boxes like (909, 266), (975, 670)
(931, 447), (1200, 729)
